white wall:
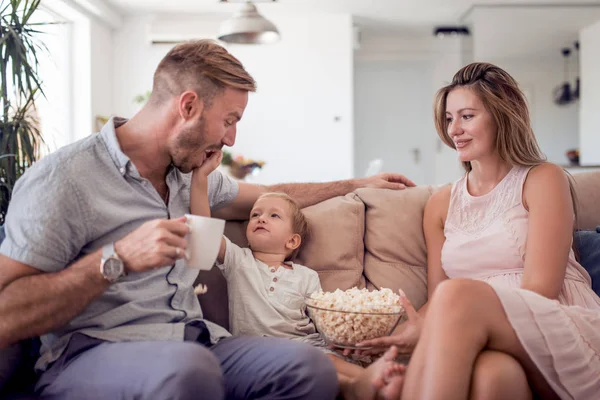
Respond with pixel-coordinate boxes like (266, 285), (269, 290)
(488, 58), (580, 165)
(90, 20), (113, 133)
(580, 19), (600, 165)
(354, 60), (433, 184)
(112, 13), (354, 184)
(71, 18), (92, 142)
(468, 6), (590, 167)
(468, 7), (600, 61)
(354, 34), (466, 186)
(353, 28), (582, 185)
(112, 15), (160, 118)
(431, 39), (468, 185)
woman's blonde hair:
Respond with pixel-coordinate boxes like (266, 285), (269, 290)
(257, 192), (309, 261)
(434, 62), (545, 172)
(434, 62), (578, 221)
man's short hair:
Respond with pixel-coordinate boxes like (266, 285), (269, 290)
(151, 39), (256, 107)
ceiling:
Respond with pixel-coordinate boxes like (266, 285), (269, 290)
(469, 6), (600, 60)
(105, 0), (600, 58)
(105, 0), (600, 24)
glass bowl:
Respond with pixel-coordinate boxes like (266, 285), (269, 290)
(305, 298), (403, 349)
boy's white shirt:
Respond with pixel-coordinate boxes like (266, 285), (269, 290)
(217, 236), (323, 342)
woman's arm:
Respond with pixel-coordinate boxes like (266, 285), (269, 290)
(407, 186), (452, 319)
(521, 163), (573, 299)
(424, 185), (452, 302)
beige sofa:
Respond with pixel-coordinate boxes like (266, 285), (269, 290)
(198, 171), (600, 331)
(2, 172), (598, 398)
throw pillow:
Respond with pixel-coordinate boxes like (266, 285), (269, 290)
(575, 227), (600, 296)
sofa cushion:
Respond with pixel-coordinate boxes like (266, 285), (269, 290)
(572, 171), (600, 231)
(295, 193), (366, 291)
(356, 186), (435, 310)
(575, 227), (600, 296)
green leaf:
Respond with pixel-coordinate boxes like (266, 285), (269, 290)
(0, 0), (49, 222)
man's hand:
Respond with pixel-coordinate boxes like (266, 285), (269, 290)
(115, 217), (190, 273)
(355, 173), (416, 190)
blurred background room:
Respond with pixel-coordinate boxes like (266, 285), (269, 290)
(4, 0), (600, 197)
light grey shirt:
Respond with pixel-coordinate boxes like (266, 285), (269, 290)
(0, 117), (238, 371)
(218, 237), (322, 343)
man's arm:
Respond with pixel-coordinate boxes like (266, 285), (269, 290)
(0, 252), (108, 349)
(0, 218), (190, 349)
(214, 172), (416, 220)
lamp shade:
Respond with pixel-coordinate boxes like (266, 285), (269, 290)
(218, 2), (280, 44)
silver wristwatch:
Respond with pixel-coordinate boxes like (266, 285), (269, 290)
(100, 243), (126, 283)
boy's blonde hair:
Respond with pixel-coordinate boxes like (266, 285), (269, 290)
(256, 192), (308, 260)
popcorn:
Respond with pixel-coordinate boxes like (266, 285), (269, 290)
(306, 287), (404, 348)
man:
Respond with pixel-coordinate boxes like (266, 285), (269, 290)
(0, 40), (414, 399)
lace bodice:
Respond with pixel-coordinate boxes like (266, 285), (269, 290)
(446, 167), (523, 234)
(441, 166), (591, 284)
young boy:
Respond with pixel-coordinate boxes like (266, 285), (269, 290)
(191, 152), (404, 400)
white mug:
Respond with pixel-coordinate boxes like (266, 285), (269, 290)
(184, 214), (225, 270)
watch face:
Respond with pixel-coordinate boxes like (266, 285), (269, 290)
(104, 258), (122, 279)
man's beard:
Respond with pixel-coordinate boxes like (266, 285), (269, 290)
(171, 116), (208, 173)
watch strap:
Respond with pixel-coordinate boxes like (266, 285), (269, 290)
(101, 242), (124, 282)
(102, 242), (116, 260)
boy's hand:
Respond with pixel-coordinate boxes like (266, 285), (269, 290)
(195, 150), (223, 180)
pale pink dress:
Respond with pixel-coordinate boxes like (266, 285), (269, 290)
(442, 166), (600, 399)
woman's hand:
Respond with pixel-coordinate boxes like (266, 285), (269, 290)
(345, 293), (423, 357)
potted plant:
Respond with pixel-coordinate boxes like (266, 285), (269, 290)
(221, 149), (265, 180)
(0, 0), (48, 224)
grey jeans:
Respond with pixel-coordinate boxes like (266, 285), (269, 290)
(35, 333), (338, 400)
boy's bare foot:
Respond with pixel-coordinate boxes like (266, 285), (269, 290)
(349, 346), (404, 400)
(373, 362), (405, 400)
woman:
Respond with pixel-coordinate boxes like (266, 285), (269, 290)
(358, 62), (600, 399)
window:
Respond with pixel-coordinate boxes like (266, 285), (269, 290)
(34, 7), (73, 153)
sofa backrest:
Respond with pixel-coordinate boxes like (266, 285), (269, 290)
(573, 171), (600, 230)
(356, 186), (434, 310)
(198, 171), (599, 328)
